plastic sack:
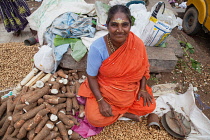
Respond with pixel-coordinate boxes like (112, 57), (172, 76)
(140, 2), (178, 47)
(95, 1), (110, 25)
(130, 3), (151, 38)
(34, 45), (55, 73)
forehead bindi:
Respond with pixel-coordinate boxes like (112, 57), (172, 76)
(111, 12), (129, 23)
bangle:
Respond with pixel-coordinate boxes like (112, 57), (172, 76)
(140, 89), (147, 92)
(96, 97), (104, 102)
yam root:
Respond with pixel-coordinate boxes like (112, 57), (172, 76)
(0, 116), (12, 136)
(72, 97), (79, 110)
(36, 73), (52, 88)
(1, 97), (9, 103)
(54, 103), (67, 110)
(56, 92), (75, 98)
(69, 81), (75, 86)
(44, 131), (59, 140)
(69, 131), (81, 140)
(57, 112), (74, 127)
(68, 75), (73, 81)
(33, 121), (54, 140)
(50, 114), (58, 122)
(50, 82), (60, 94)
(7, 98), (15, 113)
(25, 109), (50, 131)
(57, 69), (68, 79)
(61, 86), (67, 93)
(25, 85), (50, 105)
(56, 77), (63, 84)
(66, 85), (73, 93)
(66, 115), (79, 125)
(44, 102), (58, 114)
(71, 109), (76, 116)
(15, 103), (27, 111)
(62, 78), (68, 85)
(10, 128), (20, 137)
(53, 126), (59, 132)
(12, 111), (24, 123)
(14, 119), (25, 129)
(59, 109), (66, 114)
(78, 104), (85, 118)
(25, 71), (45, 87)
(78, 75), (86, 83)
(27, 129), (35, 140)
(0, 114), (7, 127)
(70, 86), (76, 94)
(46, 97), (67, 105)
(56, 121), (69, 140)
(23, 102), (37, 112)
(37, 98), (44, 105)
(0, 101), (7, 119)
(34, 115), (49, 133)
(16, 119), (30, 139)
(4, 136), (19, 140)
(2, 125), (14, 140)
(72, 72), (79, 80)
(20, 91), (36, 103)
(20, 68), (39, 86)
(43, 95), (57, 100)
(75, 80), (80, 94)
(66, 98), (73, 113)
(35, 80), (44, 88)
(21, 104), (45, 120)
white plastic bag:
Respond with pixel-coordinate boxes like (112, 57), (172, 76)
(130, 4), (151, 38)
(34, 45), (55, 73)
(140, 2), (178, 47)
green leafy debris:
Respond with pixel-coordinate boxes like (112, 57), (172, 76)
(190, 58), (201, 73)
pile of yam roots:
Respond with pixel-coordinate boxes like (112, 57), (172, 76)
(0, 68), (87, 140)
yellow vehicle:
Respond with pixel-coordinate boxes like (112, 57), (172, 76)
(182, 0), (210, 35)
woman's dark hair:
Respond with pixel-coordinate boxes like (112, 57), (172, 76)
(106, 5), (132, 25)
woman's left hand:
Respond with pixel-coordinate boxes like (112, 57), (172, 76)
(137, 90), (153, 107)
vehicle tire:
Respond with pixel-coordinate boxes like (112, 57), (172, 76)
(182, 7), (202, 35)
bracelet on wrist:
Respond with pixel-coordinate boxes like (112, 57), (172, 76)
(140, 89), (147, 92)
(96, 97), (104, 102)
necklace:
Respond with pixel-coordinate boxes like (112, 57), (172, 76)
(107, 35), (116, 53)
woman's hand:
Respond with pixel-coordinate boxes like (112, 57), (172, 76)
(98, 100), (113, 117)
(137, 90), (153, 107)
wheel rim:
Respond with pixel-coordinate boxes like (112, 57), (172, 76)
(187, 14), (195, 28)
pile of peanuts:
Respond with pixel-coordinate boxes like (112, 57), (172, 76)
(0, 42), (38, 93)
(89, 119), (178, 140)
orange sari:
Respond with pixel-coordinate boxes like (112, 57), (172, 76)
(78, 32), (156, 127)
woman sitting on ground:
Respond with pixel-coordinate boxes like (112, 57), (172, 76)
(78, 4), (156, 127)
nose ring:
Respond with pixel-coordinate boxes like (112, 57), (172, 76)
(116, 30), (119, 32)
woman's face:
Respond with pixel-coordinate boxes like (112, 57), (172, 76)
(107, 12), (131, 45)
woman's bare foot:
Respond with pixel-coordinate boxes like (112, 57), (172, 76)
(123, 113), (142, 122)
